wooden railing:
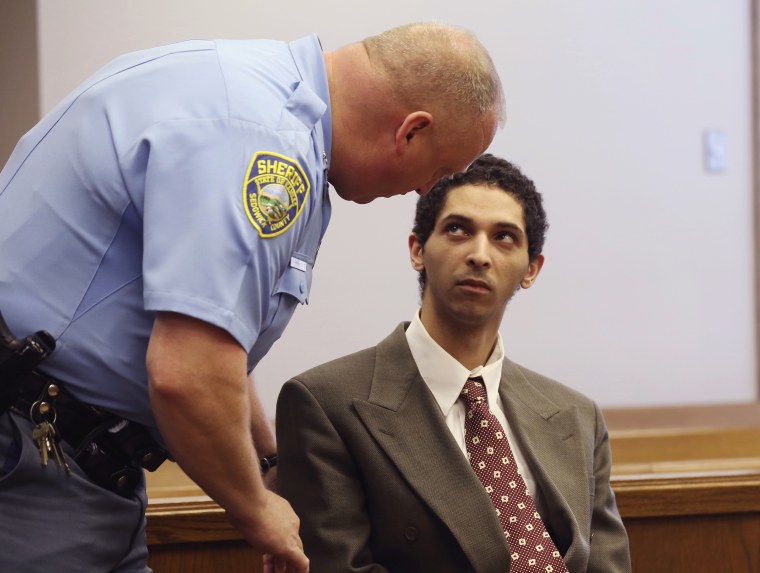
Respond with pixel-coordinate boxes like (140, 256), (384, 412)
(147, 497), (261, 572)
(145, 403), (760, 572)
(605, 402), (760, 572)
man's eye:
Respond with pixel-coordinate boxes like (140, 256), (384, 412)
(496, 232), (515, 243)
(446, 224), (464, 234)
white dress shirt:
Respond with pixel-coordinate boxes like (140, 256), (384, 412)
(405, 311), (539, 501)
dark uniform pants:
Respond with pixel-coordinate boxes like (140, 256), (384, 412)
(0, 411), (151, 572)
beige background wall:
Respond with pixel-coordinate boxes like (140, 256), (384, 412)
(0, 0), (38, 165)
(2, 0), (756, 415)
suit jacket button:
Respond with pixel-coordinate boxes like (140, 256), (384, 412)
(404, 526), (418, 541)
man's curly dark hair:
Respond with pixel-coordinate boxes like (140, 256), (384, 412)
(412, 153), (548, 293)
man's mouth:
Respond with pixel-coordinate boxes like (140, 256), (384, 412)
(457, 278), (492, 292)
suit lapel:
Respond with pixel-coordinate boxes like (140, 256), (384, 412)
(353, 324), (511, 573)
(498, 359), (592, 557)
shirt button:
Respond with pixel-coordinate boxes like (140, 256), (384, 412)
(299, 282), (305, 294)
(404, 526), (418, 541)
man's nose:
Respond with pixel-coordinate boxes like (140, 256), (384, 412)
(415, 185), (432, 196)
(466, 235), (491, 267)
(416, 176), (440, 196)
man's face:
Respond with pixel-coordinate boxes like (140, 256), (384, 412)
(335, 112), (497, 204)
(409, 183), (543, 334)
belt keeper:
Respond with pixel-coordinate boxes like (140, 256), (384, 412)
(133, 446), (167, 472)
(260, 453), (277, 474)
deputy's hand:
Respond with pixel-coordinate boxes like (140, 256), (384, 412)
(263, 553), (298, 573)
(229, 490), (308, 573)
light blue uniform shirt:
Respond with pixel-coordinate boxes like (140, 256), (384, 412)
(0, 35), (332, 432)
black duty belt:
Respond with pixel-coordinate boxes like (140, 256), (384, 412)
(7, 369), (169, 496)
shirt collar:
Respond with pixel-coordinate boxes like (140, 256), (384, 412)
(288, 34), (332, 167)
(405, 310), (504, 416)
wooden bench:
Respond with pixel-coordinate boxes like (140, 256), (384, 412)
(145, 403), (760, 572)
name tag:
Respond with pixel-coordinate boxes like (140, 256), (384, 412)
(289, 257), (308, 272)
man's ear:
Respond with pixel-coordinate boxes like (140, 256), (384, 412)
(520, 254), (545, 289)
(408, 233), (425, 271)
(395, 112), (433, 152)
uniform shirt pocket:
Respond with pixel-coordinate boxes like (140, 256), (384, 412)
(275, 254), (313, 304)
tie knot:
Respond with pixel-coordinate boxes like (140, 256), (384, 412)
(460, 377), (487, 407)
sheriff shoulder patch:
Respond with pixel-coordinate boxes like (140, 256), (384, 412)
(243, 152), (311, 238)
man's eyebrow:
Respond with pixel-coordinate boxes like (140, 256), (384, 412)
(494, 221), (526, 235)
(438, 213), (473, 226)
(439, 213), (526, 235)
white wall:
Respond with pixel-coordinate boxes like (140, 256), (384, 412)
(0, 0), (38, 165)
(35, 0), (757, 414)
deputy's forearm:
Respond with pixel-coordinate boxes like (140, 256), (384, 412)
(147, 313), (267, 525)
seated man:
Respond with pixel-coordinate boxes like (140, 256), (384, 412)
(276, 154), (631, 573)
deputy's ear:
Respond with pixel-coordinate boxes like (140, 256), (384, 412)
(395, 112), (433, 152)
(409, 233), (425, 272)
(520, 254), (545, 289)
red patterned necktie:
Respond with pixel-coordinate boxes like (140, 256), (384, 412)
(461, 378), (569, 573)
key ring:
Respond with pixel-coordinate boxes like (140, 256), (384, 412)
(29, 400), (57, 425)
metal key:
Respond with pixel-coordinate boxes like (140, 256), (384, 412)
(31, 421), (71, 474)
(32, 421), (53, 467)
(47, 422), (71, 474)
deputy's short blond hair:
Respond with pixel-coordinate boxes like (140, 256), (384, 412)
(363, 22), (505, 125)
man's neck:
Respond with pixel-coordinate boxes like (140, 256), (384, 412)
(419, 310), (499, 371)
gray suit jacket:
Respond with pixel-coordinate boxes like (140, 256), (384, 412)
(277, 323), (631, 573)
